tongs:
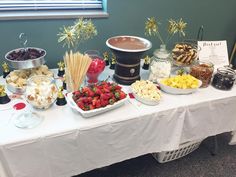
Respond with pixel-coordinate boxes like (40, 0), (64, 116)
(19, 33), (28, 52)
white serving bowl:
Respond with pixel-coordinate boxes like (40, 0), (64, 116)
(157, 79), (202, 95)
(132, 90), (160, 106)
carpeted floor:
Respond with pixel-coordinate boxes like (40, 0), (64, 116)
(75, 133), (236, 177)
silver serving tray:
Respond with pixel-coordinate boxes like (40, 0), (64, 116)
(5, 47), (46, 70)
(6, 82), (25, 94)
(5, 74), (25, 94)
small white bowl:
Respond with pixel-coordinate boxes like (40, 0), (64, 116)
(132, 91), (160, 106)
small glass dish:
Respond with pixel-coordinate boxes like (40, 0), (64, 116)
(12, 107), (43, 129)
(10, 101), (44, 129)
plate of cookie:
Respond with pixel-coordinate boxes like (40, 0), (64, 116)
(172, 42), (199, 67)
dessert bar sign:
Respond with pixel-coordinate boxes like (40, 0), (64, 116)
(198, 40), (229, 68)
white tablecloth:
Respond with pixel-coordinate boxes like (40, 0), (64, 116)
(1, 68), (236, 177)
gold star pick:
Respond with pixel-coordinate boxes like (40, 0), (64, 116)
(0, 85), (6, 97)
(103, 51), (109, 61)
(111, 53), (116, 64)
(57, 86), (64, 99)
(57, 61), (65, 71)
(144, 56), (151, 64)
(2, 62), (9, 73)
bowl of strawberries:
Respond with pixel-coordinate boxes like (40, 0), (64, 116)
(67, 81), (128, 117)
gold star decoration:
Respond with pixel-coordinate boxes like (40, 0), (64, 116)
(145, 17), (187, 45)
(58, 18), (97, 50)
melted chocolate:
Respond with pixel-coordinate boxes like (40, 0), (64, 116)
(108, 37), (146, 50)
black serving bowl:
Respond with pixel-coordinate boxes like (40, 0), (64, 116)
(106, 36), (152, 85)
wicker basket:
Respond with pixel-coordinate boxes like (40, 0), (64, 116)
(152, 139), (203, 163)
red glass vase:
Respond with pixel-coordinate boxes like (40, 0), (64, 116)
(86, 51), (105, 84)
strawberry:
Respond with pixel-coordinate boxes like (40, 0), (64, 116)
(100, 93), (108, 100)
(103, 87), (110, 93)
(92, 97), (98, 106)
(114, 92), (120, 99)
(119, 91), (127, 100)
(82, 86), (90, 93)
(73, 90), (81, 96)
(106, 85), (113, 91)
(76, 101), (85, 110)
(72, 90), (82, 100)
(94, 88), (102, 95)
(115, 85), (122, 90)
(87, 97), (93, 103)
(88, 104), (95, 110)
(100, 81), (108, 86)
(105, 93), (113, 100)
(100, 99), (106, 107)
(109, 98), (115, 105)
(78, 97), (89, 103)
(92, 86), (97, 92)
(95, 99), (101, 108)
(104, 99), (109, 106)
(78, 97), (85, 102)
(97, 85), (103, 90)
(84, 105), (90, 111)
(87, 89), (95, 97)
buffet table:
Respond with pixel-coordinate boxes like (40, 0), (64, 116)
(1, 68), (236, 177)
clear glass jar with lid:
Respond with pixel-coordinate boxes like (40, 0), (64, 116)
(149, 44), (172, 82)
(212, 67), (236, 90)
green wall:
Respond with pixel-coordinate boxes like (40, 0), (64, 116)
(0, 0), (236, 72)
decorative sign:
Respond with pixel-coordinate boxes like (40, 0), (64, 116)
(198, 40), (229, 68)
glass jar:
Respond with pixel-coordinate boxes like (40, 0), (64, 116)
(85, 50), (105, 85)
(149, 45), (171, 82)
(212, 67), (236, 90)
(25, 75), (58, 109)
(190, 61), (214, 88)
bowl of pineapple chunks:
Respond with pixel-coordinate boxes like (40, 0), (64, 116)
(157, 74), (202, 95)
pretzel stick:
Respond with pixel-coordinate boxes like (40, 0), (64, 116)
(63, 51), (92, 92)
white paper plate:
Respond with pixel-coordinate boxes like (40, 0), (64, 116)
(157, 79), (202, 95)
(131, 88), (160, 106)
(67, 92), (128, 118)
